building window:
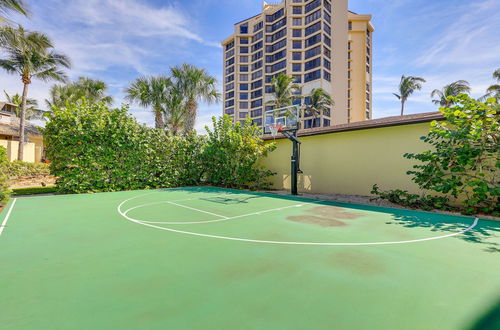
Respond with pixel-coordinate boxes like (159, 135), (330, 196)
(240, 65), (249, 72)
(324, 58), (331, 70)
(240, 56), (248, 63)
(251, 41), (263, 52)
(266, 49), (286, 63)
(324, 0), (332, 12)
(225, 99), (234, 107)
(252, 118), (262, 126)
(323, 119), (330, 126)
(324, 47), (331, 59)
(251, 89), (263, 99)
(226, 91), (234, 99)
(252, 70), (263, 80)
(305, 10), (320, 25)
(240, 84), (248, 90)
(293, 63), (302, 72)
(240, 46), (248, 53)
(225, 49), (234, 59)
(366, 83), (370, 91)
(293, 40), (302, 49)
(366, 102), (370, 109)
(293, 75), (302, 83)
(253, 31), (263, 42)
(324, 35), (331, 47)
(366, 65), (370, 73)
(225, 57), (234, 66)
(304, 34), (321, 48)
(252, 51), (263, 61)
(251, 109), (262, 117)
(225, 41), (234, 51)
(239, 112), (248, 119)
(225, 66), (234, 75)
(226, 82), (234, 91)
(266, 60), (286, 73)
(293, 7), (302, 15)
(305, 0), (320, 14)
(366, 92), (370, 101)
(292, 52), (302, 60)
(304, 45), (320, 59)
(225, 108), (234, 115)
(251, 99), (263, 108)
(266, 39), (286, 53)
(304, 57), (321, 71)
(225, 74), (234, 83)
(240, 38), (249, 44)
(265, 85), (273, 93)
(240, 24), (248, 34)
(323, 23), (331, 35)
(253, 21), (263, 32)
(266, 8), (284, 22)
(266, 18), (286, 32)
(251, 60), (263, 71)
(266, 28), (287, 43)
(304, 69), (321, 82)
(324, 11), (331, 23)
(293, 18), (302, 26)
(251, 80), (263, 89)
(305, 21), (321, 37)
(240, 102), (248, 109)
(366, 111), (370, 119)
(367, 46), (370, 55)
(292, 29), (302, 37)
(240, 93), (248, 100)
(348, 22), (352, 30)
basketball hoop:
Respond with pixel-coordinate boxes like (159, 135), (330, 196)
(268, 124), (283, 138)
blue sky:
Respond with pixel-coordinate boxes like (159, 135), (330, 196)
(1, 0), (499, 130)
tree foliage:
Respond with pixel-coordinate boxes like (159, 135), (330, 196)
(393, 75), (426, 115)
(266, 73), (300, 109)
(43, 101), (275, 193)
(431, 80), (471, 107)
(46, 77), (113, 109)
(403, 94), (499, 215)
(203, 115), (276, 190)
(0, 146), (11, 206)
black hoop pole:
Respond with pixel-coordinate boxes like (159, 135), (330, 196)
(283, 130), (301, 195)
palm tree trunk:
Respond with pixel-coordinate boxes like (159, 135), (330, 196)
(154, 108), (164, 129)
(400, 100), (405, 116)
(184, 99), (197, 133)
(18, 82), (29, 161)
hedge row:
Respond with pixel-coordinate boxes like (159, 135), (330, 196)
(0, 146), (10, 205)
(43, 101), (276, 194)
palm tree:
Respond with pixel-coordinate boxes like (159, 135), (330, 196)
(304, 88), (333, 118)
(163, 87), (186, 135)
(0, 26), (70, 161)
(266, 73), (300, 109)
(46, 77), (113, 108)
(430, 80), (471, 107)
(125, 75), (172, 129)
(393, 75), (426, 116)
(481, 68), (500, 101)
(3, 91), (46, 120)
(0, 0), (28, 22)
(170, 63), (220, 132)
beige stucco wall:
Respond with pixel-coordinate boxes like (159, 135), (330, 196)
(0, 139), (41, 163)
(261, 122), (432, 196)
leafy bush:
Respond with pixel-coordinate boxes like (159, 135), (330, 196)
(0, 146), (11, 206)
(43, 101), (275, 193)
(12, 186), (58, 196)
(6, 161), (50, 178)
(371, 185), (451, 211)
(203, 116), (276, 189)
(374, 95), (499, 216)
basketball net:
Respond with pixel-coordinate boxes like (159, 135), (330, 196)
(268, 124), (283, 138)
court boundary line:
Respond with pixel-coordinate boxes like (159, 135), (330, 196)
(125, 203), (304, 225)
(0, 199), (17, 237)
(167, 201), (229, 219)
(117, 193), (479, 246)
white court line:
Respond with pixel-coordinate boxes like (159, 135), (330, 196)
(132, 204), (304, 225)
(166, 201), (229, 219)
(117, 194), (479, 246)
(0, 199), (17, 237)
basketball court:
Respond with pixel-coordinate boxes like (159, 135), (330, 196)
(1, 187), (499, 329)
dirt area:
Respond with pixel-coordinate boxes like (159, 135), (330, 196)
(7, 176), (57, 189)
(266, 190), (500, 221)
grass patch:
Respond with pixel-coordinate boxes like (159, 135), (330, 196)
(12, 186), (59, 196)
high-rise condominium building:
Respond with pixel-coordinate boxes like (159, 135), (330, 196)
(221, 0), (374, 129)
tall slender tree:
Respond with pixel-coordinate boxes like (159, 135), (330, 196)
(393, 75), (426, 116)
(170, 63), (220, 132)
(266, 73), (300, 109)
(304, 88), (333, 118)
(46, 77), (113, 108)
(163, 87), (186, 135)
(125, 75), (172, 129)
(3, 91), (46, 120)
(0, 26), (70, 160)
(481, 68), (500, 101)
(430, 80), (471, 107)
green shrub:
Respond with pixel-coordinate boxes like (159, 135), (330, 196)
(371, 185), (452, 211)
(6, 161), (50, 178)
(203, 116), (276, 189)
(42, 100), (275, 194)
(374, 95), (499, 216)
(0, 146), (11, 206)
(12, 186), (58, 196)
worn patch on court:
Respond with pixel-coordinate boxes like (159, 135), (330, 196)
(286, 215), (347, 227)
(286, 206), (361, 227)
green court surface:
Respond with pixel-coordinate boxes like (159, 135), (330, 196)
(1, 187), (499, 330)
